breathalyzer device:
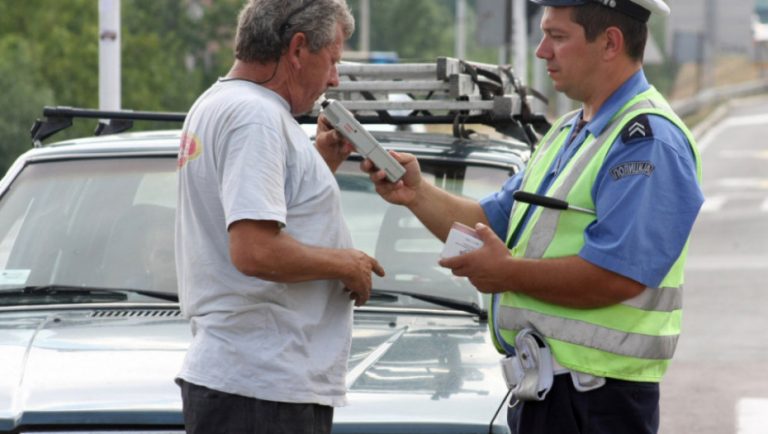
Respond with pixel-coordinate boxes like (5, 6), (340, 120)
(320, 98), (406, 183)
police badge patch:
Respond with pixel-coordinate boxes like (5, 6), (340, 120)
(621, 115), (653, 144)
(609, 161), (655, 180)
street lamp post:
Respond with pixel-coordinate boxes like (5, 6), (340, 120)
(99, 0), (121, 111)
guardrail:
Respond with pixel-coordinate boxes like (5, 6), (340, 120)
(671, 78), (768, 118)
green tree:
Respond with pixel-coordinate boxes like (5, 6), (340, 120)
(348, 0), (454, 62)
(0, 36), (54, 174)
(0, 0), (245, 168)
(121, 0), (243, 112)
(0, 0), (100, 108)
(0, 0), (98, 157)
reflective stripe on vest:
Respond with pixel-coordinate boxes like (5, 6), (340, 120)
(494, 87), (701, 381)
(496, 307), (678, 359)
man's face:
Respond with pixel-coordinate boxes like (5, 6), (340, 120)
(292, 24), (344, 115)
(534, 7), (601, 102)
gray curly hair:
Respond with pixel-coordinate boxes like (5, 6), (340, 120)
(235, 0), (355, 63)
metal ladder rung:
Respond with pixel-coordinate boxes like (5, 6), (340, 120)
(335, 80), (451, 92)
(317, 99), (518, 113)
(338, 63), (438, 78)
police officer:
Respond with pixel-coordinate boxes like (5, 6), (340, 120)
(363, 0), (703, 433)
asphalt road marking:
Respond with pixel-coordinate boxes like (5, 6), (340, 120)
(718, 149), (768, 159)
(716, 178), (768, 189)
(737, 398), (768, 434)
(698, 113), (768, 152)
(700, 195), (727, 213)
(699, 193), (768, 214)
(686, 255), (768, 270)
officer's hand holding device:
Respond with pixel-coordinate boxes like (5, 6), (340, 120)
(321, 98), (406, 183)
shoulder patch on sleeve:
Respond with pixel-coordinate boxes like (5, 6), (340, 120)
(621, 115), (653, 144)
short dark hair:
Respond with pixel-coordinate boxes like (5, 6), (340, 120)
(571, 4), (647, 62)
(234, 0), (355, 63)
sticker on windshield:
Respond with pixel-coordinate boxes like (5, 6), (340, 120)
(0, 269), (30, 285)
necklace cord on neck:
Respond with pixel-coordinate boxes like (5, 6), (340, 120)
(222, 58), (281, 86)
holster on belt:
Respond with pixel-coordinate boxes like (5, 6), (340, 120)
(499, 328), (554, 402)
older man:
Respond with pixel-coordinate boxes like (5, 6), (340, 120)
(175, 1), (383, 433)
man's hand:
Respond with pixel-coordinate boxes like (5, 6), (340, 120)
(341, 250), (385, 306)
(438, 223), (513, 294)
(361, 150), (422, 207)
(315, 114), (354, 172)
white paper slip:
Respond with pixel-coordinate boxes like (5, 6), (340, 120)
(441, 222), (483, 258)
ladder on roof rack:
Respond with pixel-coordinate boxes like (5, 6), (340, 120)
(327, 57), (523, 112)
(307, 56), (550, 145)
(30, 57), (550, 147)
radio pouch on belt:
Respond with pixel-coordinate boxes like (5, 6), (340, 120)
(500, 328), (554, 402)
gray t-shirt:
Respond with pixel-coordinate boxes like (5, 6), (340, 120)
(175, 80), (353, 406)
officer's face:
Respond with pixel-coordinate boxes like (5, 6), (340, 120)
(535, 7), (602, 102)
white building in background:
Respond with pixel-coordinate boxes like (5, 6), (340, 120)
(667, 0), (754, 60)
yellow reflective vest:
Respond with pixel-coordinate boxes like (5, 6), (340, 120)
(490, 87), (702, 382)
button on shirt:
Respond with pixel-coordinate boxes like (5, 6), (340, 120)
(480, 70), (704, 288)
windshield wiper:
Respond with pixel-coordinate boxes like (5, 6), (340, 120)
(370, 289), (487, 320)
(0, 285), (178, 302)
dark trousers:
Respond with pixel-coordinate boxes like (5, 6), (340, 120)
(508, 374), (660, 434)
(178, 379), (334, 434)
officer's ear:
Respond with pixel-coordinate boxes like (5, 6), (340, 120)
(602, 26), (625, 61)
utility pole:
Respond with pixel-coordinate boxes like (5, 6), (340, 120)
(703, 0), (717, 88)
(500, 0), (512, 64)
(455, 0), (467, 59)
(513, 0), (527, 82)
(498, 0), (527, 78)
(99, 0), (121, 110)
(359, 0), (370, 54)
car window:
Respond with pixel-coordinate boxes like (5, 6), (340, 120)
(0, 157), (177, 296)
(337, 160), (511, 307)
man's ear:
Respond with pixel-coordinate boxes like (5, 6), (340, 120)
(286, 32), (307, 69)
(603, 26), (624, 61)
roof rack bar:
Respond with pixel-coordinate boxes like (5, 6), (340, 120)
(42, 106), (186, 122)
(31, 106), (187, 146)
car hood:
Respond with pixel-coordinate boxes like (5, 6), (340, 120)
(0, 308), (189, 431)
(0, 307), (508, 433)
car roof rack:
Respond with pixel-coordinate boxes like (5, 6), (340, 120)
(30, 57), (550, 149)
(30, 106), (186, 147)
(301, 57), (550, 147)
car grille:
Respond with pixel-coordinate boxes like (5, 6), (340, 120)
(90, 309), (182, 318)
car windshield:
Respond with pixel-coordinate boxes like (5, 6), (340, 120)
(0, 157), (177, 302)
(0, 153), (512, 308)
